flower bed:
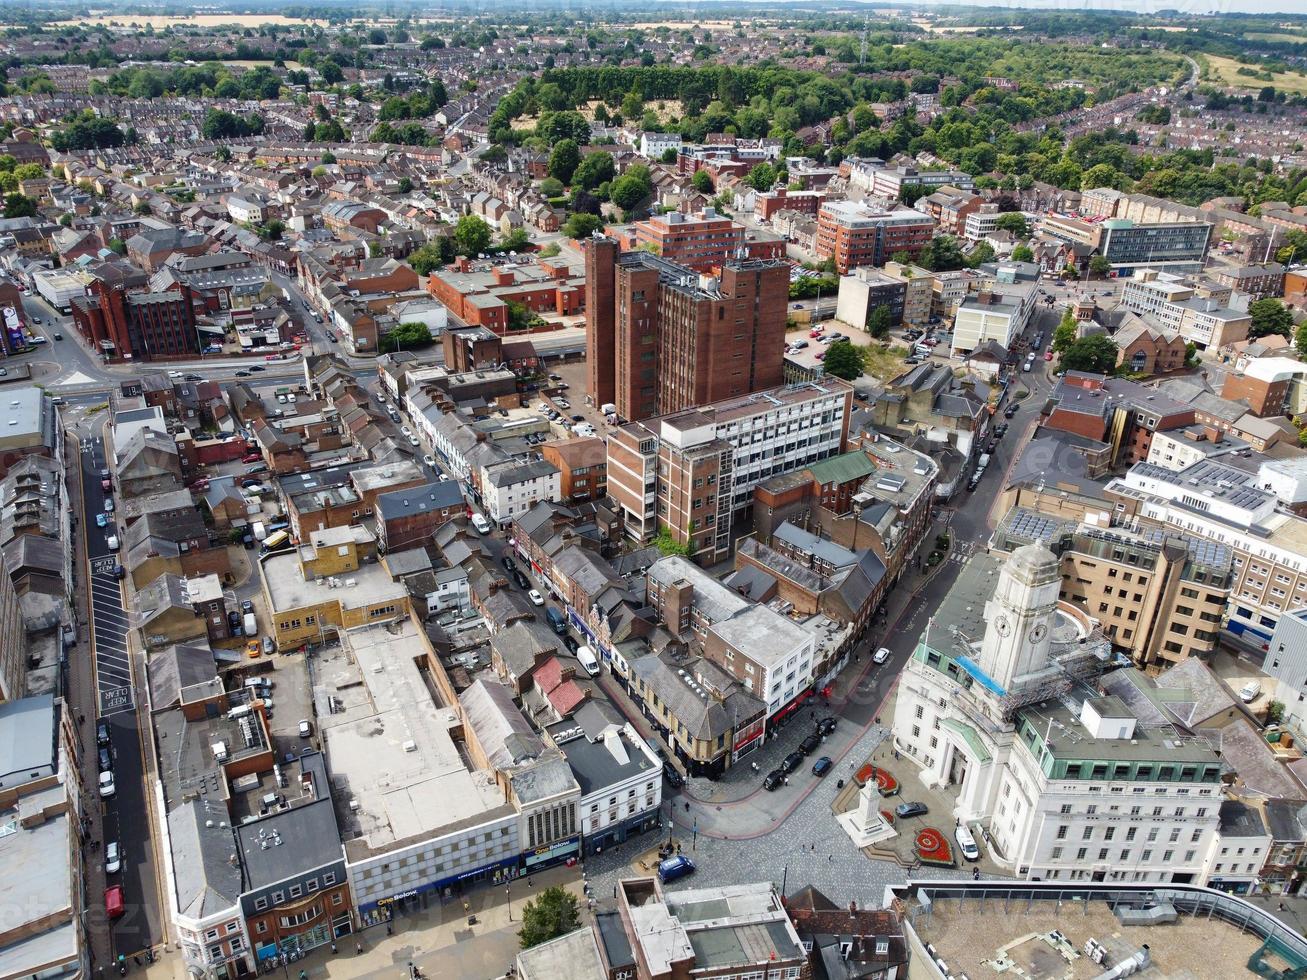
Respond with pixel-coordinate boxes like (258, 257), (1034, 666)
(915, 828), (954, 867)
(881, 809), (895, 825)
(875, 769), (899, 797)
(854, 763), (875, 787)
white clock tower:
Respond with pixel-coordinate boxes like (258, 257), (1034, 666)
(977, 543), (1061, 693)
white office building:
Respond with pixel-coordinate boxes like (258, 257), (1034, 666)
(893, 545), (1222, 883)
(950, 285), (1035, 355)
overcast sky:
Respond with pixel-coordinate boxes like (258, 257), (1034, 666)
(884, 0), (1306, 15)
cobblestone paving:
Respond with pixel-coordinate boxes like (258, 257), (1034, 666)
(584, 723), (970, 906)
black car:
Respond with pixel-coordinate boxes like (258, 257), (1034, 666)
(53, 332), (63, 341)
(663, 762), (685, 788)
(1003, 403), (1019, 419)
(781, 751), (805, 774)
(249, 366), (265, 372)
(966, 477), (981, 492)
(98, 746), (113, 772)
(241, 599), (254, 613)
(763, 768), (786, 791)
(96, 721), (111, 746)
(895, 801), (929, 819)
(502, 555), (517, 573)
(113, 564), (126, 580)
(185, 373), (202, 382)
(235, 371), (250, 377)
(563, 634), (579, 653)
(512, 570), (530, 590)
(798, 733), (822, 756)
(816, 717), (837, 736)
(994, 423), (1009, 438)
(228, 610), (242, 630)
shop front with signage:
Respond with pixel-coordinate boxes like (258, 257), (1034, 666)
(522, 837), (580, 872)
(356, 856), (520, 928)
(583, 810), (660, 856)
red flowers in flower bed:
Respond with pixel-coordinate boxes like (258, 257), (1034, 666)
(875, 769), (899, 797)
(881, 809), (895, 825)
(915, 828), (954, 867)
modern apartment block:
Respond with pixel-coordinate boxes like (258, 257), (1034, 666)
(950, 286), (1036, 355)
(834, 267), (906, 330)
(993, 509), (1233, 672)
(1120, 270), (1250, 350)
(1041, 215), (1213, 271)
(815, 201), (935, 273)
(607, 378), (853, 563)
(844, 158), (975, 198)
(583, 239), (789, 423)
(882, 261), (936, 325)
(1107, 458), (1307, 645)
(629, 208), (784, 271)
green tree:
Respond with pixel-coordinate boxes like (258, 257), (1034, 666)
(1088, 255), (1112, 278)
(866, 304), (892, 340)
(823, 340), (866, 380)
(561, 212), (602, 239)
(608, 173), (650, 212)
(539, 177), (565, 199)
(108, 237), (126, 255)
(407, 241), (447, 276)
(453, 215), (493, 257)
(743, 162), (777, 192)
(572, 151), (614, 191)
(548, 139), (581, 185)
(2, 193), (37, 219)
(1249, 298), (1294, 339)
(1060, 335), (1119, 374)
(1011, 244), (1035, 263)
(1052, 309), (1078, 353)
(691, 168), (713, 193)
(319, 61), (344, 85)
(995, 212), (1028, 237)
(379, 321), (435, 354)
(652, 525), (691, 558)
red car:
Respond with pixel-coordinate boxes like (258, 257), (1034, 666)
(241, 452), (262, 464)
(105, 885), (125, 920)
(809, 328), (823, 338)
(264, 354), (281, 362)
(1044, 351), (1054, 361)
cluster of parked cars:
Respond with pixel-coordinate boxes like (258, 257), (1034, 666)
(763, 716), (838, 790)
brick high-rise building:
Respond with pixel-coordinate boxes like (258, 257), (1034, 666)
(584, 241), (789, 423)
(631, 208), (784, 271)
(583, 236), (618, 410)
(71, 270), (200, 362)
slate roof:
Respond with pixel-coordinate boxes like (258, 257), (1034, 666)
(167, 799), (244, 919)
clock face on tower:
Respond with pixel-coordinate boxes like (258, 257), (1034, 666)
(1029, 623), (1048, 644)
(994, 614), (1012, 637)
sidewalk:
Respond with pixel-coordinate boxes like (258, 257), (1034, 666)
(140, 865), (585, 980)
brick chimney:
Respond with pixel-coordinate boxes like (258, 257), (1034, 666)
(663, 579), (694, 639)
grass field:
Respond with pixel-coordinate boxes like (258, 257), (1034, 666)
(1203, 53), (1307, 95)
(1245, 32), (1307, 44)
(52, 14), (326, 28)
(863, 344), (912, 383)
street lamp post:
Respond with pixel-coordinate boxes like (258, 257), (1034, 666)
(506, 885), (512, 922)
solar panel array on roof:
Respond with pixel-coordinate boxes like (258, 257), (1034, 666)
(1008, 510), (1067, 543)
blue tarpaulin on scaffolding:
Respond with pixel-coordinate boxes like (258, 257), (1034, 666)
(955, 655), (1007, 696)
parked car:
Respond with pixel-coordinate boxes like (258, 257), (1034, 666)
(812, 756), (833, 777)
(528, 589), (545, 606)
(995, 423), (1009, 438)
(245, 640), (261, 659)
(298, 719), (313, 738)
(95, 513), (108, 528)
(799, 733), (822, 756)
(502, 555), (517, 573)
(873, 647), (891, 665)
(105, 884), (125, 920)
(781, 751), (805, 774)
(513, 570), (530, 590)
(816, 717), (837, 736)
(1003, 403), (1019, 419)
(895, 801), (929, 819)
(97, 721), (110, 746)
(763, 768), (786, 791)
(98, 747), (112, 772)
(105, 841), (121, 874)
(663, 762), (685, 788)
(98, 769), (115, 799)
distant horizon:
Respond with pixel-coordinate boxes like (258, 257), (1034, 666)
(863, 0), (1306, 15)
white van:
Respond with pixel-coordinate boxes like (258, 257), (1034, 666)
(600, 403), (617, 416)
(576, 645), (600, 677)
(470, 513), (491, 535)
(106, 534), (120, 550)
(955, 823), (980, 862)
(1239, 680), (1261, 703)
